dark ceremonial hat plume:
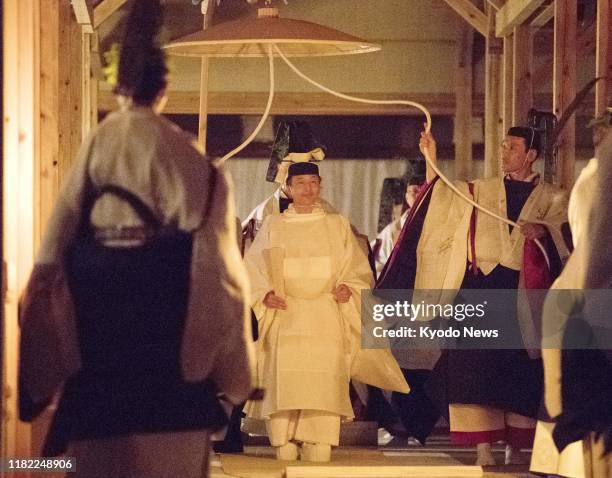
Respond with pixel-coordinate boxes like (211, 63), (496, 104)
(115, 0), (168, 104)
(266, 121), (326, 183)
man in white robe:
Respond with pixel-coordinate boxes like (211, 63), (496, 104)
(244, 162), (408, 462)
(241, 121), (330, 250)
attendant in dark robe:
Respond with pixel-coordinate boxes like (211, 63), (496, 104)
(377, 126), (569, 465)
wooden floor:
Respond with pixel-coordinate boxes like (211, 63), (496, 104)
(210, 433), (539, 478)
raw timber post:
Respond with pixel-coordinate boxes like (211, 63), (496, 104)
(3, 0), (38, 461)
(553, 0), (577, 190)
(454, 21), (474, 180)
(596, 0), (611, 116)
(502, 34), (514, 134)
(484, 4), (502, 177)
(512, 24), (533, 125)
(198, 1), (216, 153)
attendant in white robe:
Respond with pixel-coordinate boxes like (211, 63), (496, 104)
(531, 110), (612, 478)
(241, 186), (336, 248)
(18, 2), (254, 476)
(244, 162), (408, 462)
(373, 178), (425, 278)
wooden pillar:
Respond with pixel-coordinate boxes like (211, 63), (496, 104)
(39, 0), (85, 239)
(596, 0), (611, 116)
(82, 32), (94, 139)
(484, 6), (502, 178)
(554, 0), (577, 190)
(39, 0), (61, 248)
(197, 3), (216, 153)
(502, 34), (514, 133)
(67, 10), (84, 187)
(512, 24), (533, 125)
(91, 32), (101, 129)
(3, 0), (39, 459)
(4, 0), (90, 463)
(454, 22), (474, 180)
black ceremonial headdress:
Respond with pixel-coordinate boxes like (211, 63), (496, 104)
(115, 0), (168, 104)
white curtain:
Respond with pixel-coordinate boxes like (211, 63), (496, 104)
(225, 157), (587, 240)
(226, 158), (456, 239)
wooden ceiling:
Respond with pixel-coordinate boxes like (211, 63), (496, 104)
(87, 0), (598, 62)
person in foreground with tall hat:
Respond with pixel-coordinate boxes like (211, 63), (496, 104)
(18, 1), (254, 476)
(377, 125), (569, 465)
(243, 161), (409, 462)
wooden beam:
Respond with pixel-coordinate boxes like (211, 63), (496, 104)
(484, 5), (503, 177)
(98, 90), (486, 116)
(90, 30), (103, 80)
(595, 0), (611, 116)
(454, 21), (474, 180)
(71, 0), (93, 32)
(90, 32), (100, 128)
(532, 21), (596, 87)
(82, 32), (93, 138)
(443, 0), (488, 37)
(68, 8), (85, 183)
(93, 0), (128, 29)
(198, 1), (216, 153)
(512, 24), (533, 124)
(40, 0), (61, 237)
(284, 465), (484, 478)
(39, 0), (87, 229)
(502, 34), (514, 132)
(496, 0), (546, 37)
(59, 0), (76, 190)
(553, 0), (577, 190)
(531, 3), (554, 28)
(3, 0), (38, 459)
(486, 0), (505, 11)
(97, 89), (593, 117)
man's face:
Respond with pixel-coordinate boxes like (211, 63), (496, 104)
(405, 184), (421, 208)
(287, 174), (321, 207)
(500, 135), (534, 173)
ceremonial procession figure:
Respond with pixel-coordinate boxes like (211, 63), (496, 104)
(373, 162), (427, 278)
(18, 2), (254, 476)
(241, 121), (336, 253)
(244, 161), (408, 462)
(531, 109), (612, 478)
(378, 126), (570, 465)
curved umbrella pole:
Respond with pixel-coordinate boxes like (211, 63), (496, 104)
(274, 44), (550, 268)
(217, 44), (276, 166)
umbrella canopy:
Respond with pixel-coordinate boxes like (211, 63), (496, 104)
(163, 7), (380, 58)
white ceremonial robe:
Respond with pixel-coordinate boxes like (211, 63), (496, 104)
(244, 205), (408, 424)
(531, 128), (612, 478)
(372, 210), (408, 278)
(241, 188), (336, 232)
